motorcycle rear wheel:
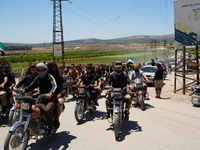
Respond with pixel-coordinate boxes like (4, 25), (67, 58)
(4, 125), (28, 150)
(113, 113), (119, 139)
(74, 101), (85, 123)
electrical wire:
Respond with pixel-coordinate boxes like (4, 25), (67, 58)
(62, 0), (149, 38)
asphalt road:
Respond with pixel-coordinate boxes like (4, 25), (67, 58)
(1, 87), (200, 150)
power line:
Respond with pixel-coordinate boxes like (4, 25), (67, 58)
(70, 1), (130, 37)
(63, 0), (149, 38)
(117, 0), (148, 18)
(62, 4), (123, 37)
(82, 0), (139, 36)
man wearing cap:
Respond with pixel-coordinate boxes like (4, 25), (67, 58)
(21, 63), (57, 127)
(105, 61), (133, 121)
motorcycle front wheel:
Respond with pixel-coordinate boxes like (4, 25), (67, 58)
(139, 95), (145, 111)
(4, 125), (28, 150)
(113, 113), (119, 139)
(74, 100), (85, 123)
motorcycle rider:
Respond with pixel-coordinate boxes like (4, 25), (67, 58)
(21, 63), (57, 127)
(0, 65), (9, 116)
(129, 65), (150, 101)
(4, 65), (16, 108)
(15, 65), (38, 89)
(78, 65), (98, 109)
(91, 65), (102, 106)
(63, 64), (80, 97)
(105, 61), (133, 121)
(47, 62), (67, 128)
(64, 64), (80, 80)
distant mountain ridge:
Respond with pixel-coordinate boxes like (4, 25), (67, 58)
(3, 34), (174, 46)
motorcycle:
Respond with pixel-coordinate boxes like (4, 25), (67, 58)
(4, 92), (58, 150)
(106, 87), (128, 139)
(190, 84), (200, 106)
(74, 84), (97, 123)
(130, 78), (149, 111)
(65, 76), (78, 98)
(9, 90), (39, 126)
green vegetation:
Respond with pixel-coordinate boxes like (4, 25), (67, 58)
(5, 49), (138, 63)
(8, 49), (174, 75)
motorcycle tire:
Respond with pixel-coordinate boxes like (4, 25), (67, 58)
(113, 113), (120, 139)
(139, 95), (145, 111)
(74, 101), (85, 123)
(4, 124), (28, 150)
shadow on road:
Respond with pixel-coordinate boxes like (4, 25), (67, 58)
(0, 117), (9, 127)
(65, 97), (76, 103)
(106, 120), (142, 142)
(77, 110), (106, 125)
(132, 103), (154, 110)
(27, 131), (76, 150)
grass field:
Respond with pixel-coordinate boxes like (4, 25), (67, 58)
(10, 50), (175, 75)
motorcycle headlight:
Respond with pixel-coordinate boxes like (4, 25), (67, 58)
(21, 103), (30, 110)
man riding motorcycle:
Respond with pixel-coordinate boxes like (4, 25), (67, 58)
(47, 62), (67, 128)
(78, 65), (98, 110)
(0, 65), (9, 116)
(4, 65), (16, 109)
(105, 61), (133, 121)
(20, 63), (57, 128)
(64, 64), (80, 80)
(16, 65), (38, 89)
(129, 65), (150, 101)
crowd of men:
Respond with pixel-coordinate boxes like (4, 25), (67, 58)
(0, 60), (165, 128)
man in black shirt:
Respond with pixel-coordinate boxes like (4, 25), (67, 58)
(16, 65), (38, 89)
(0, 65), (8, 114)
(21, 63), (57, 126)
(153, 64), (164, 98)
(105, 61), (133, 121)
(4, 65), (16, 108)
(79, 65), (98, 109)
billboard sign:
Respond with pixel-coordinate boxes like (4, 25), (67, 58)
(53, 44), (62, 57)
(174, 0), (200, 45)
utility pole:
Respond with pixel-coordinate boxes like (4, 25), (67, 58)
(51, 0), (70, 67)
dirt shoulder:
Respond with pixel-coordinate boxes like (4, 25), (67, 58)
(148, 71), (191, 104)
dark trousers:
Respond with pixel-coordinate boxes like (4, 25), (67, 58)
(43, 101), (56, 125)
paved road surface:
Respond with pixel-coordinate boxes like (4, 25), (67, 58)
(1, 88), (200, 150)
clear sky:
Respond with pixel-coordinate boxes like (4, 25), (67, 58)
(0, 0), (174, 44)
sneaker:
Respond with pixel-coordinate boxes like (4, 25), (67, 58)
(104, 113), (110, 119)
(95, 102), (99, 106)
(134, 102), (139, 106)
(54, 121), (60, 129)
(145, 97), (150, 100)
(93, 105), (97, 110)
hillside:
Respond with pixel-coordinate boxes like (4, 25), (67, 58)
(3, 34), (174, 47)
